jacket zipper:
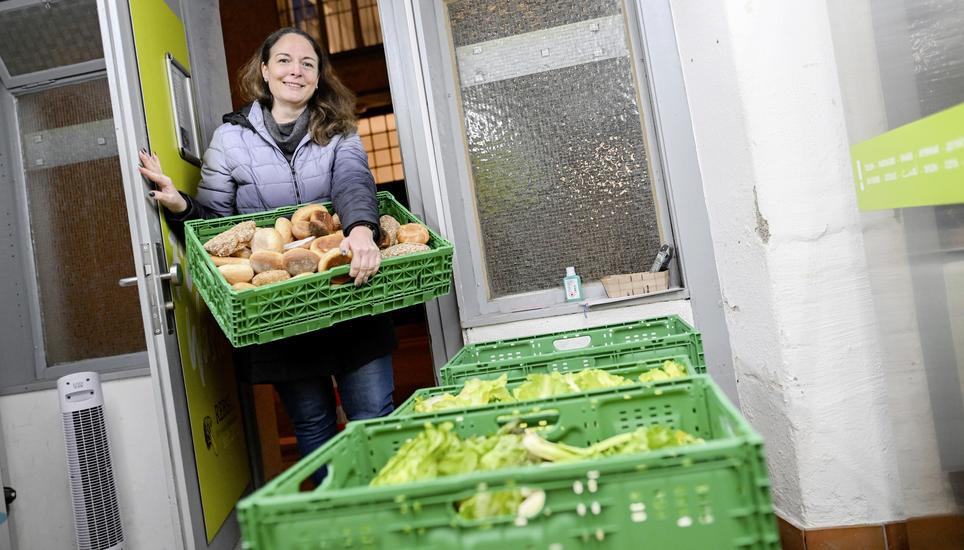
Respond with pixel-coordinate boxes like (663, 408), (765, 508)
(289, 149), (302, 204)
(250, 115), (310, 205)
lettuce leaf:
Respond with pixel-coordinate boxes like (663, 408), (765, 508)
(414, 374), (514, 413)
(638, 360), (688, 383)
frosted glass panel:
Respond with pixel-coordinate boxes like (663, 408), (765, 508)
(17, 79), (145, 367)
(0, 0), (102, 77)
(446, 0), (662, 298)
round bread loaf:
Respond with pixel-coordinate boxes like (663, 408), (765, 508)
(252, 270), (291, 286)
(283, 248), (320, 276)
(251, 227), (285, 253)
(381, 242), (430, 258)
(308, 210), (334, 237)
(249, 251), (284, 273)
(211, 256), (250, 267)
(204, 220), (256, 257)
(274, 217), (293, 243)
(309, 230), (344, 256)
(396, 223), (429, 245)
(218, 264), (254, 284)
(291, 204), (328, 239)
(378, 215), (400, 248)
(317, 248), (353, 285)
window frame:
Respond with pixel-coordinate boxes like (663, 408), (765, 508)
(2, 72), (150, 393)
(0, 0), (107, 90)
(413, 0), (686, 328)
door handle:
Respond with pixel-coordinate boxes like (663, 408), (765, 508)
(158, 263), (183, 286)
(117, 263), (182, 288)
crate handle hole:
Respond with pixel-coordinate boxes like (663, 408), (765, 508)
(553, 335), (591, 351)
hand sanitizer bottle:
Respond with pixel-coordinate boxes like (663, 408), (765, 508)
(563, 266), (583, 302)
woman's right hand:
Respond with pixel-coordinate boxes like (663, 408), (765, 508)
(138, 149), (188, 214)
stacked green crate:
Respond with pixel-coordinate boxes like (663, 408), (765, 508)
(394, 352), (697, 416)
(439, 315), (705, 385)
(237, 377), (779, 549)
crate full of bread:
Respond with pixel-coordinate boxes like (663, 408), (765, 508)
(184, 191), (453, 347)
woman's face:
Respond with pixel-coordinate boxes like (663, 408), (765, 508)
(261, 33), (320, 111)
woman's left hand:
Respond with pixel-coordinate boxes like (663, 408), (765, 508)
(340, 225), (380, 286)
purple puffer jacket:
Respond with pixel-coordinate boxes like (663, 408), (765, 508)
(178, 102), (379, 239)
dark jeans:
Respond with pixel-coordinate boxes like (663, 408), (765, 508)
(274, 354), (395, 485)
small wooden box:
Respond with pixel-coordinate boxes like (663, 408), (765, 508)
(600, 271), (670, 298)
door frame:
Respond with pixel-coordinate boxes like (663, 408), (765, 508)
(96, 1), (241, 548)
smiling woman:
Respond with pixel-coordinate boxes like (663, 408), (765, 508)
(136, 26), (397, 486)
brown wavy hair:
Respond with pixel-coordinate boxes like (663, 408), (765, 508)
(238, 27), (356, 145)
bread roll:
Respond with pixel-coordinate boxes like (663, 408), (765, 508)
(292, 272), (314, 279)
(274, 217), (293, 243)
(283, 248), (320, 276)
(252, 270), (291, 286)
(381, 243), (430, 258)
(309, 230), (344, 256)
(232, 282), (257, 291)
(204, 221), (256, 257)
(397, 223), (429, 245)
(249, 251), (284, 273)
(251, 228), (284, 253)
(331, 213), (342, 231)
(308, 210), (335, 237)
(218, 264), (254, 285)
(378, 215), (400, 248)
(231, 246), (252, 259)
(284, 236), (315, 250)
(317, 248), (353, 285)
(211, 256), (250, 267)
(291, 204), (328, 240)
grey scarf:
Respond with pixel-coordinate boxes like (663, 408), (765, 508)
(261, 103), (310, 162)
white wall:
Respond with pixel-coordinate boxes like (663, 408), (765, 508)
(0, 375), (177, 548)
(668, 0), (904, 528)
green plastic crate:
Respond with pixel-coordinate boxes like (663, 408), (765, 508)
(185, 192), (453, 347)
(237, 376), (779, 550)
(440, 315), (704, 385)
(393, 353), (698, 417)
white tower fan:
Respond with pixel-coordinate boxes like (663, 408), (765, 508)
(58, 372), (125, 550)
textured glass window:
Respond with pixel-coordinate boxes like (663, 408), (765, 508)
(277, 0), (384, 54)
(446, 0), (662, 298)
(17, 78), (145, 367)
(0, 0), (102, 77)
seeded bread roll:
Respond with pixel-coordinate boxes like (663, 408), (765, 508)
(218, 264), (254, 285)
(309, 230), (344, 256)
(381, 242), (430, 258)
(204, 221), (256, 257)
(211, 256), (250, 267)
(291, 204), (328, 240)
(252, 270), (291, 286)
(317, 248), (353, 285)
(249, 251), (284, 273)
(274, 217), (293, 243)
(396, 223), (429, 245)
(283, 248), (320, 276)
(378, 215), (400, 249)
(251, 228), (285, 254)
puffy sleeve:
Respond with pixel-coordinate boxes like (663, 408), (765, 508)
(329, 134), (381, 241)
(194, 124), (237, 218)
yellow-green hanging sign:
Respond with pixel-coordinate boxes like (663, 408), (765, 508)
(851, 101), (964, 211)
